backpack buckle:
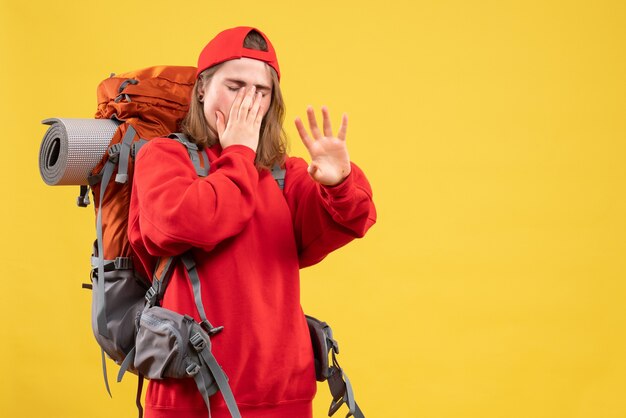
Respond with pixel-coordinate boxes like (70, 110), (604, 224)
(77, 185), (90, 207)
(325, 326), (339, 354)
(190, 332), (207, 351)
(114, 257), (132, 270)
(108, 144), (121, 163)
(200, 320), (224, 336)
(145, 286), (158, 305)
(186, 362), (200, 376)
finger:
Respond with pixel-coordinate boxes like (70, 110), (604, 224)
(254, 93), (267, 126)
(249, 91), (262, 124)
(215, 111), (225, 138)
(238, 86), (256, 119)
(295, 117), (314, 151)
(229, 87), (246, 123)
(337, 113), (348, 141)
(321, 106), (333, 137)
(306, 106), (322, 139)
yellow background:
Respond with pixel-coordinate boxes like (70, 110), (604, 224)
(1, 0), (625, 417)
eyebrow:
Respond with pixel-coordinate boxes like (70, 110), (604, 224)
(224, 78), (272, 92)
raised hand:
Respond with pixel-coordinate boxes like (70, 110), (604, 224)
(294, 106), (351, 186)
(216, 86), (264, 152)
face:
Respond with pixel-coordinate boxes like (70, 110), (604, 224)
(200, 57), (274, 134)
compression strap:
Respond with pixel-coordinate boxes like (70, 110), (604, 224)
(191, 331), (242, 418)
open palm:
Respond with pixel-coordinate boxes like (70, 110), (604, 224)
(295, 106), (351, 186)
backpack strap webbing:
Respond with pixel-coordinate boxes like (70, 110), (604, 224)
(271, 163), (286, 190)
(93, 124), (137, 397)
(95, 124), (137, 340)
(180, 253), (223, 335)
(167, 133), (286, 190)
(94, 155), (117, 339)
(168, 133), (210, 177)
(180, 252), (241, 418)
(117, 356), (145, 418)
(132, 139), (149, 158)
(135, 374), (144, 418)
(191, 331), (241, 418)
(322, 325), (365, 418)
(116, 124), (137, 183)
(327, 358), (364, 418)
(143, 256), (176, 309)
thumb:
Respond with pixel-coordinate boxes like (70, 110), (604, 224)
(308, 162), (319, 178)
(215, 111), (225, 138)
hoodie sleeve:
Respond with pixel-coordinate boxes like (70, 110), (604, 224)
(129, 138), (259, 256)
(283, 156), (377, 268)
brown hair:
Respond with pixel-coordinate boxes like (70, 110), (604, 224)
(180, 31), (287, 169)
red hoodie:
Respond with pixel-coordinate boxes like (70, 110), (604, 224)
(128, 138), (376, 418)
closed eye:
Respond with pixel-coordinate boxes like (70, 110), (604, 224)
(227, 86), (268, 97)
(224, 79), (271, 96)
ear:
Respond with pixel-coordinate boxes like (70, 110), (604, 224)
(196, 78), (206, 102)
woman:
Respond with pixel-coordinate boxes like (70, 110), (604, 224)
(128, 26), (376, 418)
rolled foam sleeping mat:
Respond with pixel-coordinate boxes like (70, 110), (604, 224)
(39, 118), (119, 185)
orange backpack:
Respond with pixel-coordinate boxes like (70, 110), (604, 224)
(89, 65), (196, 262)
(84, 66), (245, 418)
(85, 65), (197, 389)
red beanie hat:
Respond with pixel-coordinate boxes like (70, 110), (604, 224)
(196, 26), (280, 80)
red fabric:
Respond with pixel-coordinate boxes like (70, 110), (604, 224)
(196, 26), (280, 79)
(128, 138), (376, 418)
